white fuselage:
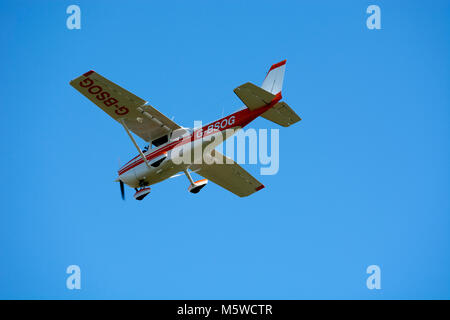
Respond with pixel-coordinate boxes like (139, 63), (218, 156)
(117, 100), (275, 189)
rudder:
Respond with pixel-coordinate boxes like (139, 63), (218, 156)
(261, 60), (286, 94)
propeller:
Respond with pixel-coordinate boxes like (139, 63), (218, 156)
(119, 180), (125, 200)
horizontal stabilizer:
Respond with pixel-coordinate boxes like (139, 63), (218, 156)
(261, 102), (301, 127)
(234, 82), (275, 110)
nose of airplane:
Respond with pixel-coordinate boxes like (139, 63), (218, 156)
(116, 167), (138, 188)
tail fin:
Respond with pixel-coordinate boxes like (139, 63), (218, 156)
(260, 60), (301, 127)
(233, 60), (301, 127)
(261, 60), (286, 94)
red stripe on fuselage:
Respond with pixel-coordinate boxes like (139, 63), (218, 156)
(264, 60), (287, 80)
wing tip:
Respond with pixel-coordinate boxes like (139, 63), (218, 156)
(255, 184), (265, 192)
(83, 70), (95, 77)
(69, 70), (95, 86)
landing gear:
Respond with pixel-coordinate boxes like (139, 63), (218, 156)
(134, 180), (150, 200)
(188, 180), (208, 194)
(134, 187), (151, 200)
(184, 169), (208, 194)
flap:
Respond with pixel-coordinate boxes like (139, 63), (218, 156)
(191, 150), (265, 197)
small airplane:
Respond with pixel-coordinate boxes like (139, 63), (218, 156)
(70, 60), (301, 200)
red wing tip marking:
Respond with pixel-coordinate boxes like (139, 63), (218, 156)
(255, 185), (265, 192)
(83, 70), (94, 77)
(268, 60), (286, 72)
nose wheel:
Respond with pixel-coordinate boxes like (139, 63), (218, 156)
(134, 187), (151, 200)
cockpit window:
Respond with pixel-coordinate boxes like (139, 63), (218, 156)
(170, 128), (192, 141)
(152, 135), (169, 147)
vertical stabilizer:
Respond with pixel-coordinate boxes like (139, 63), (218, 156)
(261, 60), (286, 94)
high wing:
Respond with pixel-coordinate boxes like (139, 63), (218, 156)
(70, 70), (181, 142)
(191, 150), (265, 197)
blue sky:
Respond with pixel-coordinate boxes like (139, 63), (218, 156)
(0, 0), (449, 299)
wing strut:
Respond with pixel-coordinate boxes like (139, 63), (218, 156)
(120, 119), (151, 169)
(183, 169), (195, 186)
